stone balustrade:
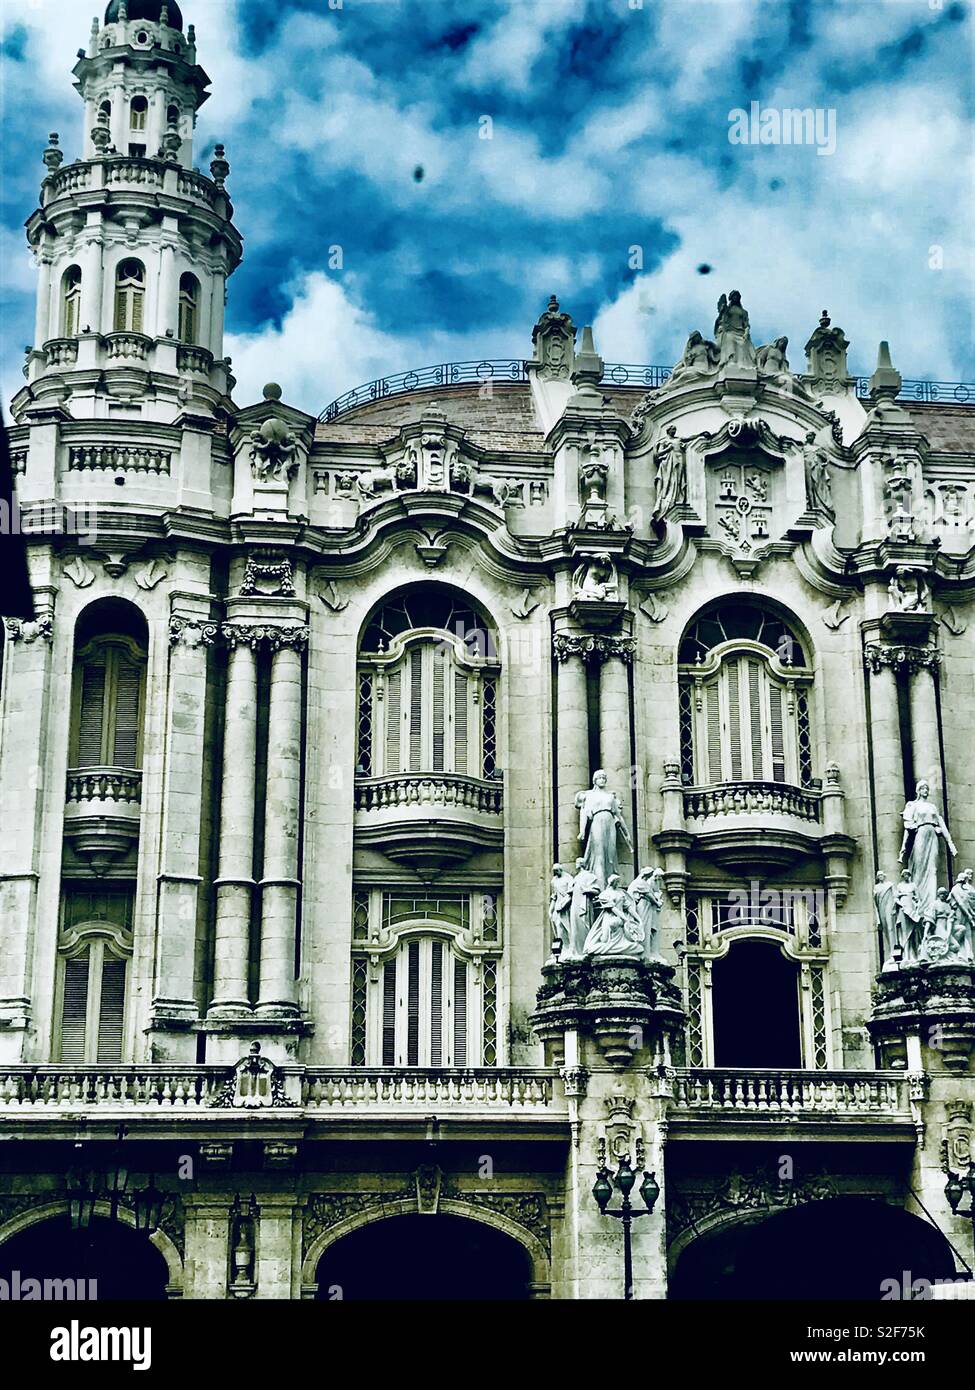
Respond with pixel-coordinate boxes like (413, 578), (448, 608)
(67, 442), (171, 474)
(43, 338), (79, 368)
(65, 767), (142, 804)
(104, 331), (152, 362)
(104, 158), (163, 190)
(683, 780), (821, 823)
(0, 1067), (232, 1109)
(176, 169), (219, 207)
(176, 344), (214, 375)
(354, 773), (503, 815)
(303, 1068), (557, 1111)
(45, 163), (92, 198)
(41, 158), (225, 213)
(670, 1068), (912, 1119)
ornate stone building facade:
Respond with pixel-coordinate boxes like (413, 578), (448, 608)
(1, 2), (973, 1300)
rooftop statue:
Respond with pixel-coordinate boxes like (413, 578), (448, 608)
(714, 290), (756, 370)
(651, 426), (688, 521)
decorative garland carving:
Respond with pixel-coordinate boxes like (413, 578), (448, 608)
(864, 641), (940, 673)
(239, 558), (296, 598)
(221, 623), (309, 652)
(553, 633), (635, 666)
(667, 1166), (838, 1243)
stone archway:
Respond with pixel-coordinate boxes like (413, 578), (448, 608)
(0, 1200), (182, 1300)
(669, 1197), (959, 1300)
(302, 1197), (550, 1300)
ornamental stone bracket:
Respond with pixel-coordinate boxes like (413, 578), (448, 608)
(869, 965), (975, 1072)
(168, 615), (219, 647)
(531, 958), (684, 1070)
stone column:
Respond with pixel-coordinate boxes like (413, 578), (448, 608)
(209, 268), (226, 355)
(865, 649), (906, 871)
(258, 630), (306, 1016)
(909, 659), (944, 810)
(157, 242), (177, 338)
(210, 633), (258, 1016)
(598, 641), (635, 875)
(256, 1194), (299, 1298)
(80, 236), (104, 335)
(182, 1199), (231, 1300)
(33, 255), (53, 346)
(554, 637), (590, 863)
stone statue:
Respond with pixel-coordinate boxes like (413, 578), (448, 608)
(887, 566), (928, 613)
(899, 780), (956, 922)
(713, 290), (756, 370)
(667, 330), (719, 387)
(548, 864), (574, 957)
(572, 552), (619, 603)
(757, 337), (816, 399)
(802, 432), (833, 514)
(893, 868), (923, 965)
(628, 866), (664, 963)
(651, 426), (687, 521)
(568, 857), (600, 960)
(874, 870), (899, 971)
(948, 869), (975, 964)
(250, 417), (298, 484)
(583, 875), (644, 958)
(577, 770), (632, 887)
(920, 888), (954, 964)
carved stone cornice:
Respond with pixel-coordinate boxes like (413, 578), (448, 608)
(863, 641), (940, 674)
(553, 633), (635, 666)
(222, 622), (309, 652)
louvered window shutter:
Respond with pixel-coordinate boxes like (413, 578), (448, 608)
(747, 659), (764, 779)
(406, 940), (420, 1065)
(769, 684), (786, 782)
(60, 955), (90, 1063)
(432, 648), (445, 772)
(408, 650), (423, 772)
(77, 663), (107, 764)
(429, 941), (443, 1066)
(381, 962), (396, 1065)
(96, 956), (126, 1063)
(454, 670), (469, 774)
(130, 288), (144, 333)
(705, 682), (721, 783)
(112, 658), (141, 766)
(453, 957), (468, 1067)
(114, 287), (128, 331)
(726, 661), (743, 780)
(385, 668), (401, 773)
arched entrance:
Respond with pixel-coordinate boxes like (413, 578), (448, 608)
(0, 1214), (170, 1301)
(314, 1212), (533, 1300)
(670, 1198), (959, 1300)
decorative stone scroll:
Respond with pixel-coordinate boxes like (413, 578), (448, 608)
(4, 615), (54, 643)
(221, 622), (309, 652)
(863, 642), (940, 674)
(213, 1043), (293, 1109)
(168, 616), (218, 647)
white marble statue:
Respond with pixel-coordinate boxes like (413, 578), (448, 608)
(651, 426), (687, 521)
(874, 870), (899, 971)
(948, 869), (975, 964)
(572, 552), (618, 603)
(548, 864), (574, 957)
(629, 866), (665, 963)
(899, 781), (956, 922)
(568, 857), (600, 960)
(893, 868), (923, 965)
(577, 770), (632, 887)
(714, 290), (756, 370)
(920, 888), (954, 963)
(667, 330), (719, 387)
(583, 876), (644, 958)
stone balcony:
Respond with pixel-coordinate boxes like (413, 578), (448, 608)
(681, 780), (823, 868)
(39, 156), (230, 220)
(354, 772), (504, 873)
(666, 1067), (920, 1140)
(64, 766), (142, 873)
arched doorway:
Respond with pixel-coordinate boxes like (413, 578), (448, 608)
(711, 939), (802, 1067)
(0, 1215), (170, 1300)
(670, 1198), (959, 1300)
(314, 1213), (533, 1300)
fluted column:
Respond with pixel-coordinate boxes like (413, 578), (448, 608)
(258, 629), (307, 1016)
(598, 641), (635, 876)
(865, 647), (906, 869)
(909, 658), (944, 811)
(554, 636), (591, 864)
(210, 633), (258, 1016)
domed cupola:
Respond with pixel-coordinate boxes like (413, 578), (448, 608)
(104, 0), (184, 28)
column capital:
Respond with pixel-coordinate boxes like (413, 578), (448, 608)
(169, 615), (219, 648)
(864, 640), (940, 674)
(221, 622), (309, 652)
(553, 633), (635, 666)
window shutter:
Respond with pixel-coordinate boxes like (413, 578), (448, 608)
(429, 941), (443, 1066)
(96, 956), (126, 1063)
(130, 289), (144, 334)
(454, 671), (469, 774)
(385, 668), (401, 773)
(705, 682), (721, 783)
(112, 658), (141, 766)
(726, 662), (743, 780)
(114, 287), (127, 331)
(747, 659), (764, 779)
(408, 650), (423, 771)
(77, 663), (107, 764)
(60, 955), (90, 1063)
(453, 957), (467, 1067)
(769, 684), (786, 782)
(406, 940), (420, 1065)
(381, 962), (396, 1065)
(432, 648), (445, 772)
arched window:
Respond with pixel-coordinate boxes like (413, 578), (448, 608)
(356, 586), (500, 780)
(178, 273), (200, 344)
(57, 888), (133, 1064)
(129, 95), (148, 130)
(678, 601), (812, 788)
(70, 601), (148, 769)
(113, 259), (145, 333)
(61, 265), (82, 338)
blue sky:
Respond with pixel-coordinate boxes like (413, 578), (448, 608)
(1, 0), (973, 413)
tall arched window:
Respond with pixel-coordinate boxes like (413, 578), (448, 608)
(70, 601), (148, 769)
(113, 259), (145, 333)
(57, 889), (133, 1064)
(61, 266), (82, 338)
(129, 95), (148, 130)
(356, 586), (500, 780)
(678, 601), (813, 788)
(178, 273), (200, 344)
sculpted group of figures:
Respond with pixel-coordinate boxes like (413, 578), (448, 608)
(874, 782), (975, 969)
(548, 771), (665, 964)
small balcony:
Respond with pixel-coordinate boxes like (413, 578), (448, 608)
(42, 337), (79, 369)
(681, 779), (824, 869)
(354, 772), (503, 874)
(64, 766), (142, 873)
(176, 344), (215, 376)
(667, 1067), (918, 1139)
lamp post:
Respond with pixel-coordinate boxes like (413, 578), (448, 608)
(592, 1156), (660, 1300)
(944, 1163), (975, 1234)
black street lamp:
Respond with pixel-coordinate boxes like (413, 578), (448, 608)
(944, 1164), (975, 1229)
(592, 1156), (660, 1300)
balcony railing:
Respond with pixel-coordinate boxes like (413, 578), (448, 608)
(176, 344), (215, 375)
(302, 1068), (557, 1111)
(670, 1068), (913, 1120)
(683, 781), (821, 823)
(66, 767), (142, 804)
(0, 1067), (232, 1109)
(43, 337), (79, 369)
(104, 331), (152, 362)
(354, 772), (503, 815)
(318, 359), (975, 423)
(41, 158), (225, 214)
